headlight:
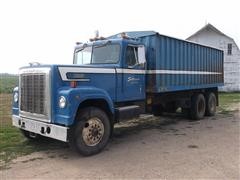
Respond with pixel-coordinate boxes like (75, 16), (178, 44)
(59, 96), (67, 108)
(14, 92), (18, 103)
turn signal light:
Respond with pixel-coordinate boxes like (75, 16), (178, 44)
(70, 81), (77, 88)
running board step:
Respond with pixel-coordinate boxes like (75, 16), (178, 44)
(115, 105), (141, 121)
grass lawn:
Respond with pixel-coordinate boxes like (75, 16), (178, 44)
(0, 75), (18, 94)
(0, 92), (239, 169)
(0, 94), (65, 169)
(218, 92), (240, 114)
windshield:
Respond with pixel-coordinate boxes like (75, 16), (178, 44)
(74, 44), (120, 65)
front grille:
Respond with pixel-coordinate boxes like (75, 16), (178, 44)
(20, 74), (46, 115)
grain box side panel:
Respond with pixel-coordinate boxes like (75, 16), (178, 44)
(144, 34), (223, 93)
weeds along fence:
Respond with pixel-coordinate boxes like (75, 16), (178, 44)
(0, 74), (18, 126)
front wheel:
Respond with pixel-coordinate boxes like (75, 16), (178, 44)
(69, 107), (111, 156)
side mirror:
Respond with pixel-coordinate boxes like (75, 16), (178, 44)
(138, 46), (146, 68)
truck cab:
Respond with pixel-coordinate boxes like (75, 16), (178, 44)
(12, 36), (147, 156)
(73, 38), (146, 102)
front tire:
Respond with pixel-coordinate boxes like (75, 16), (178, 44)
(190, 93), (206, 120)
(69, 107), (111, 156)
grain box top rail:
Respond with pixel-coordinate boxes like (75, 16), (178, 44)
(108, 31), (223, 52)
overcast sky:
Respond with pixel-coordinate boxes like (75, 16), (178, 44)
(0, 0), (239, 74)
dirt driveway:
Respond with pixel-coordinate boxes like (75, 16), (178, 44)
(1, 106), (239, 179)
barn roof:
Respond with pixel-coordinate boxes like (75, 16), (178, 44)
(187, 23), (233, 40)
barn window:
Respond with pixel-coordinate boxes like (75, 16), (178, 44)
(227, 43), (232, 55)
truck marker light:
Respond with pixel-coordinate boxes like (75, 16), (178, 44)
(118, 32), (129, 39)
(70, 81), (77, 88)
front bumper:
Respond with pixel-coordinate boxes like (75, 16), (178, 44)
(12, 115), (69, 142)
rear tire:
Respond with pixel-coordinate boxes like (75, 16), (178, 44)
(205, 92), (216, 116)
(69, 107), (111, 156)
(190, 93), (206, 120)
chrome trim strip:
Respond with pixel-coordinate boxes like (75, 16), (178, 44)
(69, 78), (90, 82)
(116, 68), (146, 74)
(58, 67), (147, 81)
(147, 70), (222, 75)
(58, 67), (222, 81)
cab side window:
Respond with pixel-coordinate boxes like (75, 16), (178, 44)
(126, 46), (138, 67)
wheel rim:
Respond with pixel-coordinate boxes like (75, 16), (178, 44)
(82, 117), (104, 146)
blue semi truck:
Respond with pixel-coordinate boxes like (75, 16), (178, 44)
(12, 31), (224, 155)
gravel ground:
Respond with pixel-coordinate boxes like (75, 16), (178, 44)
(1, 106), (239, 179)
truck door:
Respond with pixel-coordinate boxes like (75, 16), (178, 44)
(118, 45), (146, 101)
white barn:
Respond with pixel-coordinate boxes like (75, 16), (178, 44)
(187, 23), (240, 92)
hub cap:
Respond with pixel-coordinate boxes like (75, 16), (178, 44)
(82, 118), (104, 146)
